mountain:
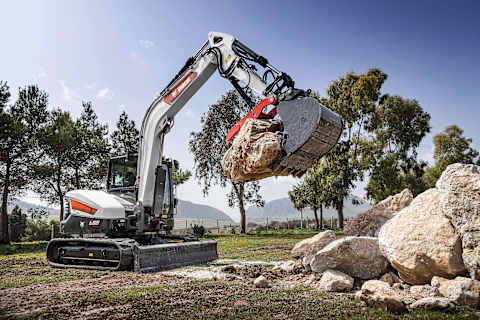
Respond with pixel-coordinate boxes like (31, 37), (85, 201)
(176, 199), (234, 222)
(7, 199), (59, 218)
(7, 198), (233, 222)
(246, 195), (372, 222)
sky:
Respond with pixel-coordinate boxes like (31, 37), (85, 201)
(1, 0), (479, 221)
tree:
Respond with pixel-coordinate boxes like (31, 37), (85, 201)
(0, 84), (48, 244)
(189, 90), (264, 233)
(424, 125), (479, 187)
(33, 110), (77, 221)
(366, 95), (431, 202)
(289, 159), (335, 230)
(319, 68), (388, 228)
(8, 205), (26, 242)
(69, 102), (110, 189)
(111, 111), (139, 155)
(172, 161), (191, 186)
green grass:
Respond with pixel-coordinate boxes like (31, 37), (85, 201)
(0, 241), (48, 255)
(211, 229), (343, 261)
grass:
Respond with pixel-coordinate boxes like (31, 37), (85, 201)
(1, 230), (478, 319)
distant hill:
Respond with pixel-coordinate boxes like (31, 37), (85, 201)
(7, 199), (59, 218)
(246, 195), (371, 222)
(7, 198), (233, 222)
(176, 199), (234, 222)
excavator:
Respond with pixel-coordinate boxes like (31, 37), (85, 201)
(46, 32), (343, 273)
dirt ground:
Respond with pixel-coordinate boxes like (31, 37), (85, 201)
(1, 232), (479, 319)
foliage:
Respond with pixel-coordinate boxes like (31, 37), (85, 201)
(189, 90), (264, 233)
(110, 111), (139, 156)
(424, 125), (479, 187)
(69, 102), (110, 189)
(192, 224), (206, 238)
(0, 84), (48, 243)
(33, 109), (77, 221)
(313, 68), (388, 228)
(22, 219), (58, 242)
(8, 205), (27, 242)
(289, 159), (335, 230)
(172, 160), (191, 186)
(366, 95), (431, 202)
(26, 207), (49, 220)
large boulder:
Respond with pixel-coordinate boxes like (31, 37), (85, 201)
(437, 163), (480, 280)
(344, 189), (413, 236)
(356, 280), (406, 313)
(291, 230), (336, 267)
(222, 118), (284, 183)
(310, 236), (389, 279)
(432, 276), (480, 307)
(378, 189), (466, 285)
(317, 269), (354, 292)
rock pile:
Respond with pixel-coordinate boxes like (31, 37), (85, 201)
(222, 118), (285, 183)
(289, 163), (480, 314)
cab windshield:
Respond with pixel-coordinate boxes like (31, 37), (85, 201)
(108, 156), (137, 189)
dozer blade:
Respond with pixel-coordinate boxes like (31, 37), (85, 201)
(47, 238), (218, 273)
(133, 240), (218, 273)
(273, 97), (343, 177)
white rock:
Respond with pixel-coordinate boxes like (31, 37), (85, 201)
(222, 118), (284, 183)
(310, 236), (389, 280)
(357, 280), (406, 313)
(291, 230), (336, 267)
(317, 269), (354, 292)
(254, 275), (270, 288)
(437, 163), (480, 280)
(436, 276), (480, 307)
(409, 297), (456, 311)
(378, 189), (466, 284)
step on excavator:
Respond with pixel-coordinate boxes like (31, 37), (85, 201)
(46, 32), (343, 273)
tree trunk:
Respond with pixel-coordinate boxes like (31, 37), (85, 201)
(233, 183), (246, 234)
(75, 168), (80, 189)
(336, 199), (344, 229)
(319, 205), (323, 230)
(313, 207), (319, 230)
(57, 165), (64, 221)
(0, 161), (10, 244)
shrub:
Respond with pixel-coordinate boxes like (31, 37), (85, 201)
(22, 219), (57, 242)
(192, 224), (206, 238)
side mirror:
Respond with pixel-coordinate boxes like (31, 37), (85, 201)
(174, 198), (178, 207)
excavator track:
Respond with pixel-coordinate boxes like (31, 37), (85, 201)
(46, 238), (218, 272)
(273, 97), (343, 177)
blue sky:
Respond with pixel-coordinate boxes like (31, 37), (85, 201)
(1, 1), (479, 220)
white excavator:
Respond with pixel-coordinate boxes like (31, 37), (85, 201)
(46, 32), (343, 273)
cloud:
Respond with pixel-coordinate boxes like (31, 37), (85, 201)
(139, 39), (155, 49)
(59, 80), (76, 101)
(33, 70), (47, 81)
(97, 88), (114, 100)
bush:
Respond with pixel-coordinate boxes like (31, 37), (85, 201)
(22, 219), (58, 242)
(192, 224), (206, 238)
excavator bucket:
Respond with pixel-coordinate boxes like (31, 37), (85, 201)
(273, 96), (343, 177)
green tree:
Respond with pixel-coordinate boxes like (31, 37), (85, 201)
(69, 102), (110, 189)
(111, 111), (139, 155)
(0, 84), (48, 244)
(424, 125), (479, 187)
(33, 110), (77, 221)
(319, 68), (388, 228)
(289, 159), (335, 230)
(366, 95), (431, 202)
(172, 161), (191, 186)
(8, 205), (27, 242)
(189, 90), (264, 233)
